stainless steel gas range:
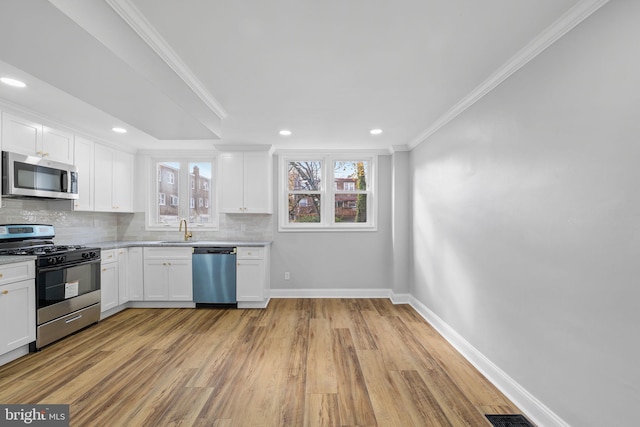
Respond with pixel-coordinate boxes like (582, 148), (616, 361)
(0, 224), (101, 350)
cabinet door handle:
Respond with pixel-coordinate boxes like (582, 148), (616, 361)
(102, 268), (107, 272)
(0, 273), (3, 278)
(1, 290), (8, 295)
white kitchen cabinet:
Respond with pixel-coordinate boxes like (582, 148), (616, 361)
(236, 246), (270, 308)
(42, 126), (74, 164)
(73, 137), (95, 211)
(117, 248), (129, 305)
(219, 152), (272, 214)
(100, 249), (118, 312)
(1, 112), (74, 164)
(127, 247), (144, 301)
(143, 247), (192, 301)
(0, 261), (36, 355)
(94, 144), (134, 212)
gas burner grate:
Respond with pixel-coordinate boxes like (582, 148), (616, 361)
(485, 414), (535, 427)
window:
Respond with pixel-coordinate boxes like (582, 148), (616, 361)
(149, 157), (216, 230)
(280, 154), (376, 231)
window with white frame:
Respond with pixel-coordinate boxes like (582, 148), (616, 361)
(148, 158), (217, 230)
(280, 154), (376, 231)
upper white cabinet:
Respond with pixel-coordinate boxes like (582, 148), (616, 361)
(219, 152), (272, 214)
(1, 112), (74, 164)
(73, 137), (95, 211)
(94, 144), (134, 213)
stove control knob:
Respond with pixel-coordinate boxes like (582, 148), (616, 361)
(82, 253), (89, 259)
(48, 257), (57, 265)
(90, 251), (98, 258)
(57, 256), (65, 264)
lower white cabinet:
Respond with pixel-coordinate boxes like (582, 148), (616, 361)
(127, 247), (144, 301)
(117, 248), (129, 305)
(143, 248), (193, 301)
(100, 249), (119, 312)
(0, 261), (36, 355)
(236, 246), (270, 307)
(101, 247), (145, 312)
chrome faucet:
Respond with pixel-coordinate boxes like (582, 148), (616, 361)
(179, 219), (192, 241)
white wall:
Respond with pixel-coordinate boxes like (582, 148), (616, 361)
(410, 2), (640, 426)
(270, 155), (393, 294)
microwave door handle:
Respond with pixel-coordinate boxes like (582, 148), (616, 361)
(61, 171), (68, 192)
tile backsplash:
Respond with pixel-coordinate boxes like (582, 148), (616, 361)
(0, 198), (273, 244)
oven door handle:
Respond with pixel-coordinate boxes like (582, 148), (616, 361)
(37, 258), (100, 273)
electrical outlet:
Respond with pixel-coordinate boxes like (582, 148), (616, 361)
(284, 272), (290, 280)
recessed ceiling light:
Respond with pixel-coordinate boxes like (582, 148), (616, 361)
(112, 127), (127, 134)
(370, 129), (383, 135)
(0, 77), (27, 88)
(279, 130), (292, 136)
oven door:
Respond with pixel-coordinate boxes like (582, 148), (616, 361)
(36, 259), (101, 325)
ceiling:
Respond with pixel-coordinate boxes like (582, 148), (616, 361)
(0, 0), (589, 152)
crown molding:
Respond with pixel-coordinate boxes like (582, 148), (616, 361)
(408, 0), (610, 150)
(105, 0), (227, 121)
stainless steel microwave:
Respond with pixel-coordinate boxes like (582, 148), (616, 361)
(2, 151), (79, 200)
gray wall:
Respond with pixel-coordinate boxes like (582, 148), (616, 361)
(270, 154), (394, 292)
(410, 2), (640, 426)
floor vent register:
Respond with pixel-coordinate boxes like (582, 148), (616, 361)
(485, 414), (535, 427)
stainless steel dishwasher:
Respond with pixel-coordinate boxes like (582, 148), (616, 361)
(192, 247), (237, 307)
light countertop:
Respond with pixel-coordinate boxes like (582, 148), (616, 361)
(92, 241), (272, 250)
(0, 255), (37, 265)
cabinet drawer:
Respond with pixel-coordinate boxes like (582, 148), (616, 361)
(101, 249), (118, 264)
(237, 247), (264, 260)
(0, 261), (35, 285)
(143, 247), (193, 260)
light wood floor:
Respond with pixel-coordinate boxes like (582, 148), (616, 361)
(0, 299), (523, 426)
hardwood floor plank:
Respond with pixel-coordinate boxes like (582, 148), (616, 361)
(306, 318), (337, 394)
(304, 393), (341, 427)
(392, 369), (454, 427)
(332, 328), (378, 426)
(357, 349), (419, 427)
(360, 310), (419, 371)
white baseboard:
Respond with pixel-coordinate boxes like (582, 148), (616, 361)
(127, 301), (196, 309)
(0, 345), (29, 368)
(237, 298), (271, 309)
(408, 296), (569, 427)
(269, 288), (393, 299)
